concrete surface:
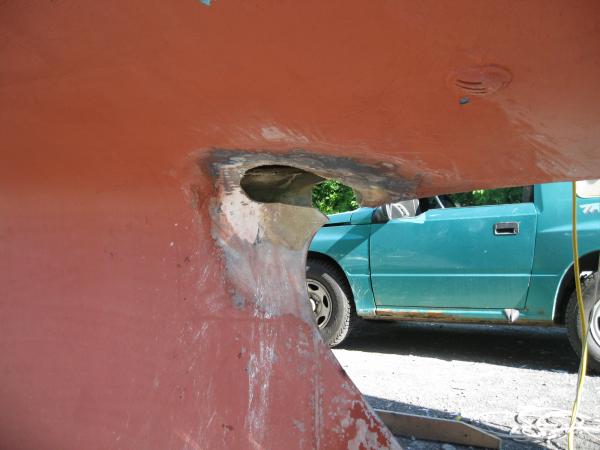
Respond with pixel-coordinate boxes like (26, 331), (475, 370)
(333, 322), (600, 450)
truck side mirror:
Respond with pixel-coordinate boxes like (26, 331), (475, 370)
(371, 205), (390, 223)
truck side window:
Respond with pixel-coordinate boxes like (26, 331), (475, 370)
(521, 185), (534, 203)
(417, 196), (450, 212)
(386, 199), (419, 219)
(447, 186), (529, 207)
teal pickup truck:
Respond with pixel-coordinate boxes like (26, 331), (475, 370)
(306, 181), (600, 370)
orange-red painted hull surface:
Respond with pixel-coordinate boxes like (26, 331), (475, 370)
(1, 1), (600, 449)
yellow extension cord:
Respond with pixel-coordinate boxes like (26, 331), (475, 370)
(568, 181), (589, 450)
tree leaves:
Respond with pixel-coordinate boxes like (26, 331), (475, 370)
(312, 180), (359, 214)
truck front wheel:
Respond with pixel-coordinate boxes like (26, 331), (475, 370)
(306, 258), (357, 347)
(566, 272), (600, 373)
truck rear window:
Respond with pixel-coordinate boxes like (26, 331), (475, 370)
(576, 179), (600, 198)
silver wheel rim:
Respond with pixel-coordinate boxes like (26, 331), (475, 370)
(306, 278), (333, 329)
(590, 300), (600, 347)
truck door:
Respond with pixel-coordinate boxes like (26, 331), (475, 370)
(369, 196), (537, 309)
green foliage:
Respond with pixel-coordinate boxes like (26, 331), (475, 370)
(448, 187), (523, 207)
(312, 180), (359, 214)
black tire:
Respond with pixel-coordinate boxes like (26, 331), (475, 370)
(566, 272), (600, 373)
(306, 258), (357, 347)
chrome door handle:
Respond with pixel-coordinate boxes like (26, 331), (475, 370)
(494, 221), (519, 235)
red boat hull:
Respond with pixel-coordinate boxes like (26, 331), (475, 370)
(1, 1), (599, 448)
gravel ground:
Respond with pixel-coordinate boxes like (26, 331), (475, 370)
(332, 321), (600, 450)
